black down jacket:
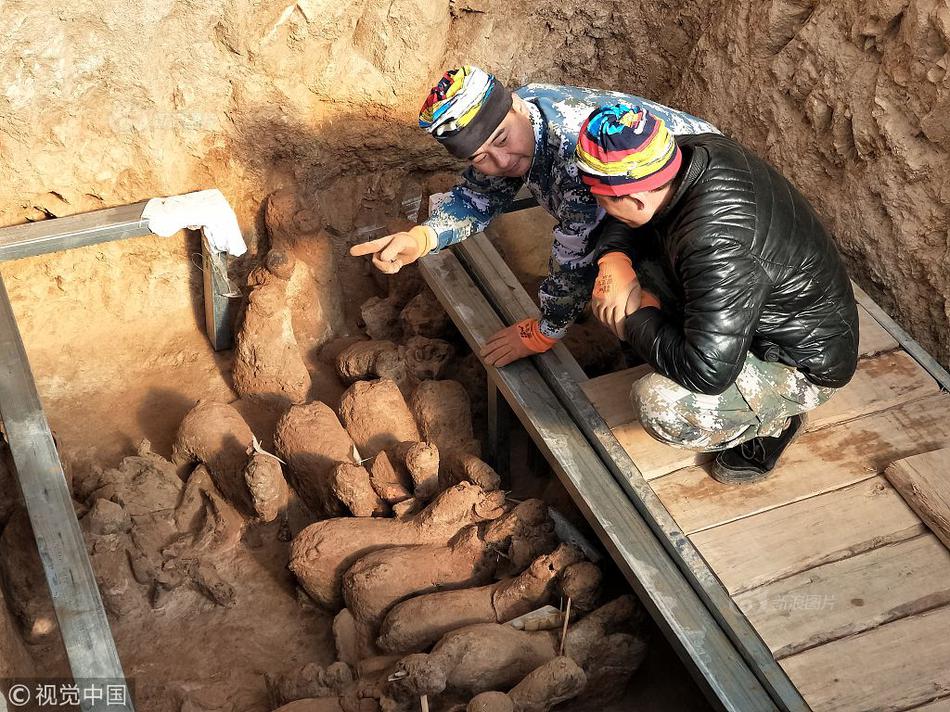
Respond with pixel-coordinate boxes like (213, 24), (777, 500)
(599, 133), (859, 395)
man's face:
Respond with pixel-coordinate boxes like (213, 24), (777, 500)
(469, 101), (535, 178)
(595, 186), (672, 228)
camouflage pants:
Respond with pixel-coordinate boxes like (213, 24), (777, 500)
(630, 353), (837, 452)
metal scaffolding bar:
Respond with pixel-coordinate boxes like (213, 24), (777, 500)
(0, 202), (151, 263)
(0, 274), (133, 711)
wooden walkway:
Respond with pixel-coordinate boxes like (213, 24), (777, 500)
(581, 304), (950, 711)
(422, 228), (950, 712)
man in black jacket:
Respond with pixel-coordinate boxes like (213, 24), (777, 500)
(575, 104), (859, 483)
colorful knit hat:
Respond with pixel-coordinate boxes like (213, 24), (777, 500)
(575, 104), (682, 195)
(419, 65), (513, 159)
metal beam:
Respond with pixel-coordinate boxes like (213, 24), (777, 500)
(419, 248), (778, 712)
(453, 233), (809, 711)
(0, 274), (133, 711)
(852, 282), (950, 391)
(485, 380), (511, 484)
(0, 202), (151, 263)
(201, 237), (240, 352)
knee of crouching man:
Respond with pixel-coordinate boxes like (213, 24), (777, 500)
(630, 373), (685, 446)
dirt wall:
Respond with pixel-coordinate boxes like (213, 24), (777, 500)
(1, 0), (947, 388)
(672, 0), (950, 362)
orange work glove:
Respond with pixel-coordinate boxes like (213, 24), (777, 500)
(349, 225), (437, 275)
(592, 252), (640, 338)
(480, 318), (557, 367)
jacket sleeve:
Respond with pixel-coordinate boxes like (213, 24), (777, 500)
(623, 219), (770, 395)
(536, 188), (603, 338)
(423, 166), (523, 251)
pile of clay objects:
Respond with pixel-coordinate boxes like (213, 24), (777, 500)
(230, 253), (645, 708)
(0, 195), (648, 711)
(276, 481), (648, 712)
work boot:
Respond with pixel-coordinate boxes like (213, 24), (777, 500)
(711, 413), (808, 484)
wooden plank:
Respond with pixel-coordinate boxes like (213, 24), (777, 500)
(612, 419), (711, 480)
(452, 235), (807, 711)
(780, 604), (950, 712)
(906, 698), (950, 711)
(579, 364), (652, 427)
(885, 449), (950, 551)
(735, 534), (950, 658)
(0, 275), (134, 706)
(689, 476), (926, 594)
(452, 235), (588, 384)
(419, 248), (780, 712)
(810, 349), (939, 428)
(653, 393), (950, 534)
(857, 302), (899, 357)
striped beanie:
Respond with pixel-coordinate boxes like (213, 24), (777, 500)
(575, 104), (682, 195)
(419, 65), (513, 159)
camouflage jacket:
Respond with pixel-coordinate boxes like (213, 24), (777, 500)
(423, 83), (719, 338)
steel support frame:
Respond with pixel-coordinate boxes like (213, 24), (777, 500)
(0, 198), (241, 709)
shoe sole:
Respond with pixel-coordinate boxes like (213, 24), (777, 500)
(710, 413), (810, 485)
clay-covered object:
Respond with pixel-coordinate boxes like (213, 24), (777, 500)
(289, 482), (506, 609)
(243, 452), (290, 523)
(233, 253), (312, 406)
(390, 597), (639, 702)
(400, 290), (449, 339)
(467, 692), (514, 712)
(507, 657), (587, 712)
(275, 401), (357, 517)
(409, 380), (477, 457)
(466, 657), (586, 712)
(558, 561), (602, 613)
(88, 440), (183, 517)
(0, 508), (57, 643)
(171, 400), (255, 515)
(393, 441), (439, 501)
(342, 526), (497, 641)
(377, 544), (584, 654)
(403, 336), (454, 381)
(562, 595), (643, 668)
(336, 340), (397, 383)
(368, 450), (412, 504)
(338, 379), (420, 458)
(265, 661), (354, 706)
(360, 296), (402, 341)
(329, 463), (387, 517)
(483, 500), (558, 576)
(440, 452), (500, 492)
(389, 624), (556, 699)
